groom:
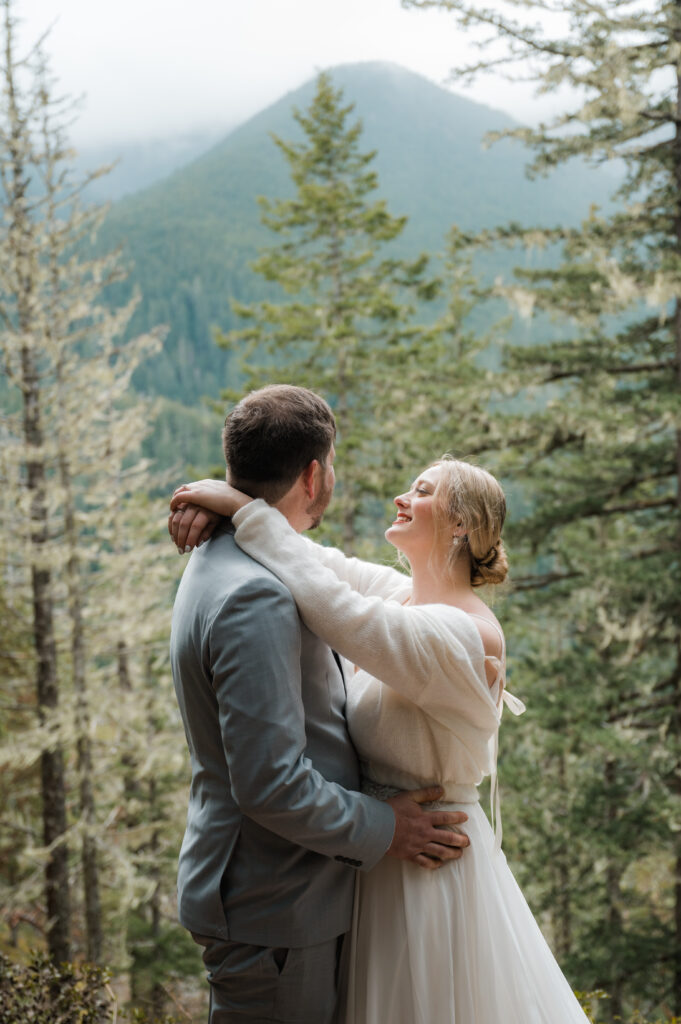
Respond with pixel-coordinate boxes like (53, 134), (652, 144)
(169, 385), (469, 1023)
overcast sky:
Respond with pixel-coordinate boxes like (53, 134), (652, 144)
(18, 0), (566, 145)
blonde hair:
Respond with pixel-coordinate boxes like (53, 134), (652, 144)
(431, 456), (508, 587)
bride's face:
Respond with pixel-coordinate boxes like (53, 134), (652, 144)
(385, 465), (444, 559)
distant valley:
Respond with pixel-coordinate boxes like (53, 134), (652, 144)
(75, 128), (233, 203)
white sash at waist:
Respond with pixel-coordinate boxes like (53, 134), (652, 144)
(361, 769), (479, 806)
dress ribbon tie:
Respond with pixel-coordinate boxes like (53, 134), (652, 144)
(490, 688), (526, 851)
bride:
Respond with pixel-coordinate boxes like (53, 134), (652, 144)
(169, 457), (590, 1024)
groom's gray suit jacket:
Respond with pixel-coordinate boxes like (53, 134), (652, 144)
(170, 523), (394, 948)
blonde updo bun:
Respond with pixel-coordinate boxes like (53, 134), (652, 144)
(470, 539), (509, 588)
(431, 457), (508, 587)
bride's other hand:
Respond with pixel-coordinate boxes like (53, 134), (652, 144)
(168, 503), (220, 553)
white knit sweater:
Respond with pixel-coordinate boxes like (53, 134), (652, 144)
(232, 501), (514, 805)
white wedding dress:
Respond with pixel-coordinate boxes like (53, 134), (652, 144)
(342, 662), (588, 1024)
(231, 501), (591, 1024)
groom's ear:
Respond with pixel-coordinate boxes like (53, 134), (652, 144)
(301, 460), (318, 499)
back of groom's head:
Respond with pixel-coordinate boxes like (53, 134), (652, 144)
(223, 384), (336, 503)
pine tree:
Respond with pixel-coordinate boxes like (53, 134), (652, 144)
(404, 0), (681, 1014)
(0, 0), (70, 962)
(217, 71), (440, 550)
(0, 6), (191, 996)
(383, 226), (512, 471)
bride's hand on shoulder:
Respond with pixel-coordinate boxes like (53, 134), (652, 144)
(168, 503), (220, 553)
(168, 479), (252, 553)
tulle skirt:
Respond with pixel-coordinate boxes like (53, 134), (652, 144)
(340, 801), (590, 1024)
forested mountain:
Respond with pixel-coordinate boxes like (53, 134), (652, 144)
(97, 62), (616, 411)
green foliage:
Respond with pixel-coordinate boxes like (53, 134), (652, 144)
(576, 988), (681, 1023)
(126, 914), (201, 995)
(0, 952), (113, 1024)
(218, 70), (443, 548)
(0, 951), (184, 1023)
(0, 4), (197, 1007)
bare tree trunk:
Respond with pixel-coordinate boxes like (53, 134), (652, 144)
(149, 774), (166, 1019)
(329, 230), (356, 554)
(336, 370), (356, 553)
(76, 714), (103, 964)
(62, 473), (102, 963)
(554, 753), (572, 960)
(118, 640), (143, 1004)
(604, 758), (623, 1021)
(673, 30), (681, 1017)
(118, 641), (143, 815)
(24, 348), (70, 963)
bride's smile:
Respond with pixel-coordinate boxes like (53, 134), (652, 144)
(385, 465), (441, 559)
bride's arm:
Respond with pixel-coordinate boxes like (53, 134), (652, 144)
(299, 537), (410, 601)
(169, 480), (410, 600)
(232, 500), (500, 729)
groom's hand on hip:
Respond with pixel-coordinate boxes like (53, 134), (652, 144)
(386, 786), (470, 871)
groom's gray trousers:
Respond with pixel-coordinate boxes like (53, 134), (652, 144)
(192, 932), (344, 1023)
(170, 527), (394, 1022)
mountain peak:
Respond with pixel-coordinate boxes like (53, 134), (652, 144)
(100, 61), (615, 404)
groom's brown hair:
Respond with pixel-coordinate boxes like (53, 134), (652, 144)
(223, 384), (336, 503)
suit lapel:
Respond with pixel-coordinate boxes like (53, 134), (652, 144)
(332, 649), (346, 695)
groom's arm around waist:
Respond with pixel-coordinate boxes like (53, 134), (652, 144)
(207, 575), (394, 869)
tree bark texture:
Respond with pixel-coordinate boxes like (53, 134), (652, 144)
(673, 22), (681, 1015)
(61, 451), (103, 963)
(4, 0), (71, 959)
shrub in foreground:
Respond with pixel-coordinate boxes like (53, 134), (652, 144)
(0, 952), (181, 1024)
